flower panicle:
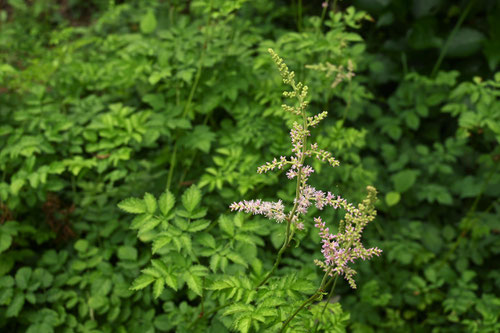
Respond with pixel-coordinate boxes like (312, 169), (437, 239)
(313, 187), (382, 289)
(308, 146), (340, 168)
(257, 156), (289, 174)
(269, 48), (295, 86)
(230, 50), (381, 291)
(307, 111), (328, 128)
(230, 199), (286, 223)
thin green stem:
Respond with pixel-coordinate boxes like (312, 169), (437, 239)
(317, 0), (330, 34)
(280, 271), (334, 333)
(401, 52), (408, 76)
(178, 112), (212, 186)
(431, 0), (475, 77)
(182, 45), (206, 119)
(313, 274), (339, 333)
(256, 218), (292, 288)
(297, 0), (303, 32)
(165, 143), (177, 191)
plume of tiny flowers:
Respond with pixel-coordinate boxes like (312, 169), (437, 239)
(230, 199), (286, 223)
(232, 50), (344, 229)
(257, 156), (290, 174)
(230, 50), (381, 290)
(314, 186), (382, 288)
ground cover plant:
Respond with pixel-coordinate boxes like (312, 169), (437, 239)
(0, 0), (499, 332)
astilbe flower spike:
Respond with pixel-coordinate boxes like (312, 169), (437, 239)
(230, 49), (381, 290)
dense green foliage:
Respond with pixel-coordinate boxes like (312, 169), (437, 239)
(0, 0), (499, 332)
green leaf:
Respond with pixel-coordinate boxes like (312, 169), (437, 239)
(152, 235), (172, 254)
(91, 277), (112, 297)
(197, 233), (216, 248)
(0, 232), (12, 253)
(164, 273), (178, 291)
(418, 184), (453, 205)
(0, 285), (13, 306)
(154, 314), (172, 331)
(219, 215), (234, 237)
(189, 207), (207, 219)
(7, 0), (27, 11)
(10, 178), (25, 196)
(180, 234), (193, 255)
(26, 323), (53, 333)
(391, 170), (419, 193)
(130, 214), (150, 229)
(74, 239), (89, 253)
(455, 176), (482, 198)
(142, 267), (161, 279)
(153, 279), (164, 299)
(446, 28), (485, 58)
(130, 274), (155, 291)
(144, 193), (157, 214)
(118, 197), (146, 214)
(173, 217), (189, 230)
(223, 303), (254, 316)
(158, 191), (175, 216)
(15, 267), (32, 290)
(151, 259), (169, 276)
(140, 10), (157, 34)
(385, 192), (401, 206)
(183, 267), (207, 296)
(405, 112), (420, 130)
(117, 246), (138, 261)
(6, 293), (24, 317)
(32, 268), (53, 289)
(88, 295), (108, 309)
(138, 216), (162, 234)
(226, 252), (248, 268)
(437, 191), (453, 205)
(188, 219), (211, 232)
(237, 316), (252, 333)
(210, 254), (221, 272)
(0, 276), (14, 288)
(182, 185), (201, 213)
(180, 125), (216, 153)
(407, 18), (442, 50)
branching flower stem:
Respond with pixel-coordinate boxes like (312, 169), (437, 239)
(256, 83), (309, 289)
(228, 49), (381, 331)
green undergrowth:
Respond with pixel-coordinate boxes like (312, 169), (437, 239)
(0, 0), (499, 332)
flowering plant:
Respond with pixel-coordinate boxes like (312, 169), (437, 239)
(121, 49), (382, 333)
(229, 49), (382, 330)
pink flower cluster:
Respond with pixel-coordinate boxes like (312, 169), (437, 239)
(290, 122), (310, 158)
(313, 187), (382, 289)
(230, 199), (286, 223)
(293, 184), (360, 217)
